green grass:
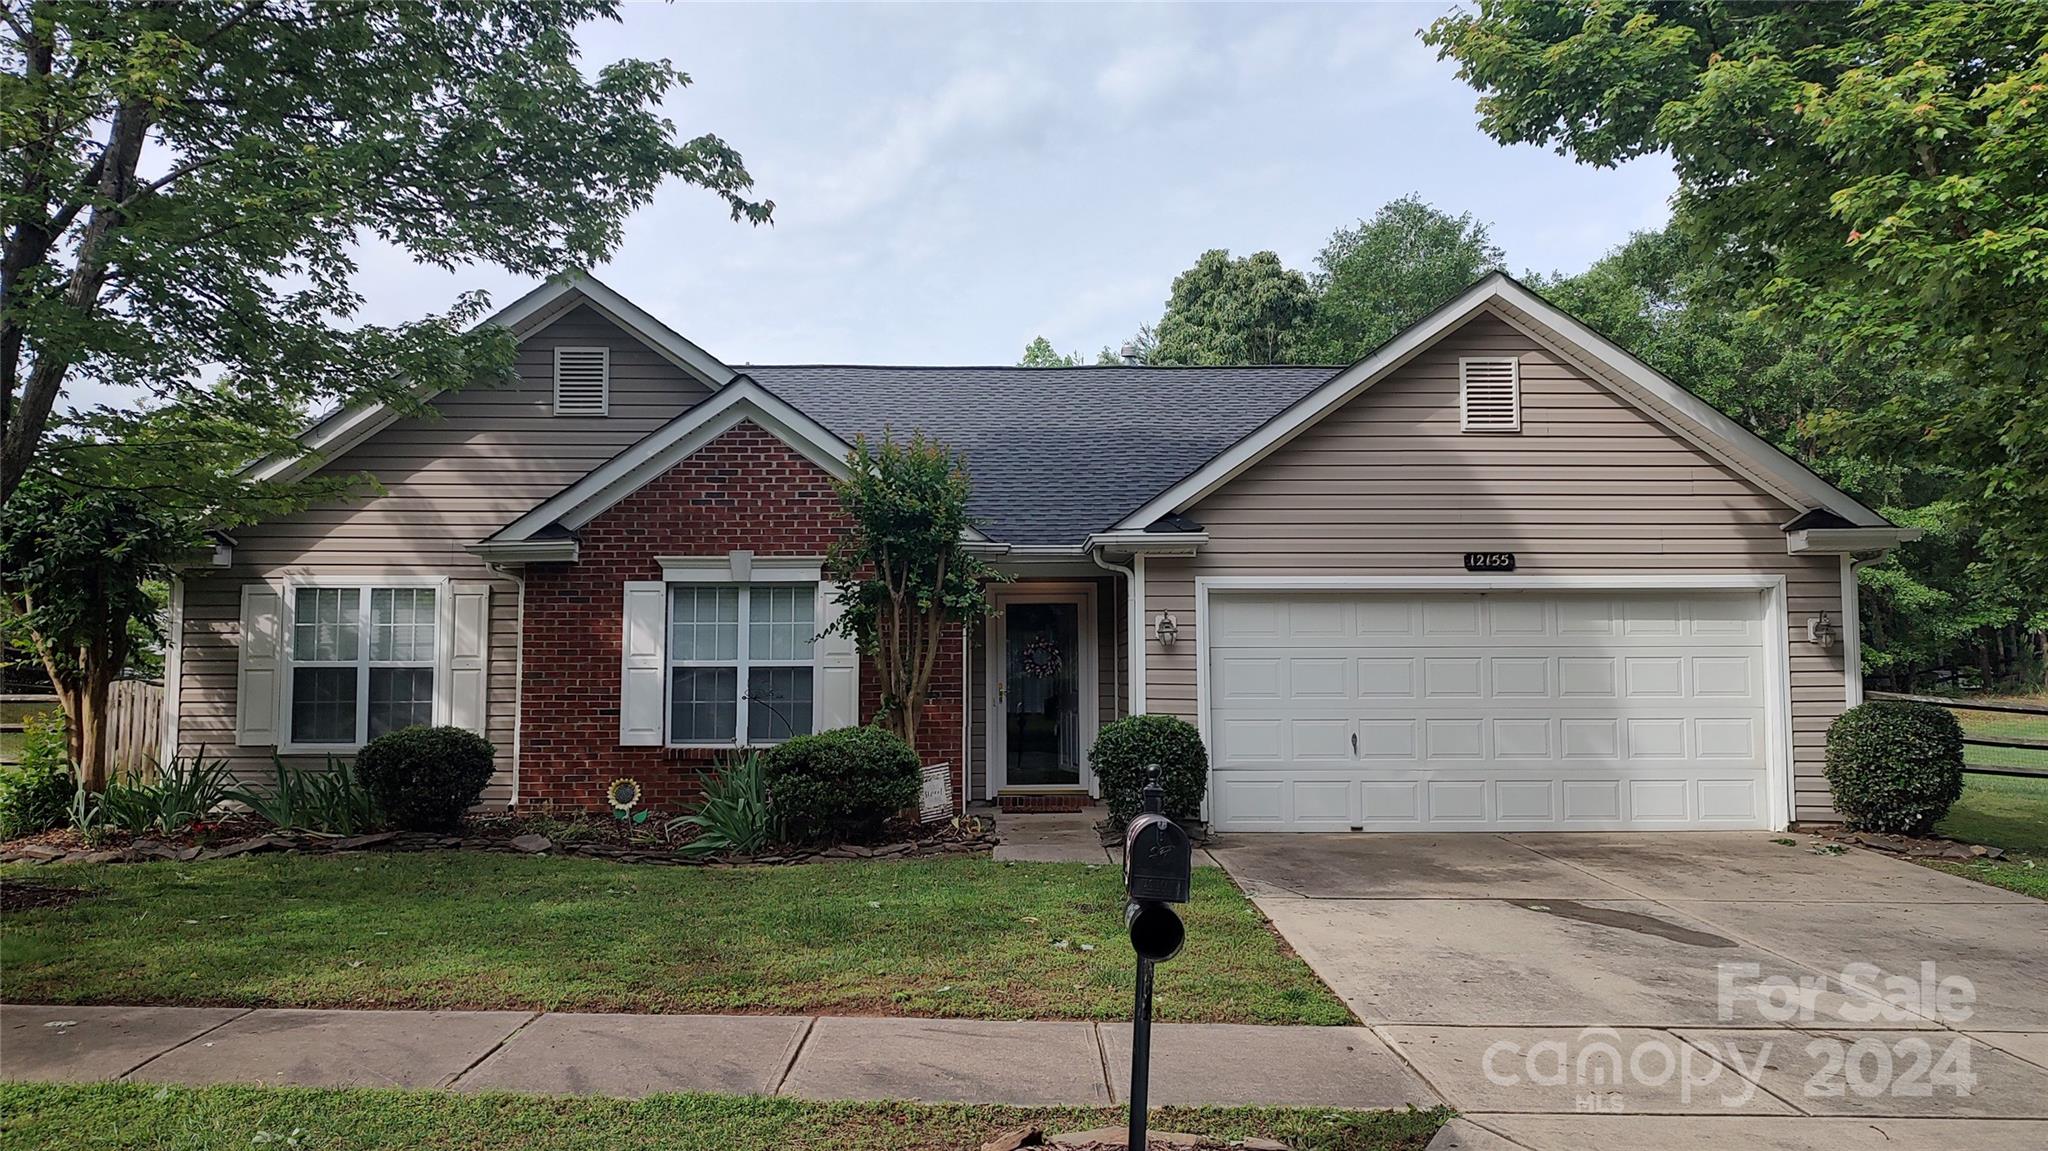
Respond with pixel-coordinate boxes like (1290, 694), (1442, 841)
(0, 853), (1350, 1025)
(1936, 772), (2048, 854)
(0, 1083), (1451, 1151)
(1925, 772), (2048, 900)
(1953, 696), (2048, 774)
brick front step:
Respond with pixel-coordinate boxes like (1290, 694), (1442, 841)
(997, 793), (1093, 814)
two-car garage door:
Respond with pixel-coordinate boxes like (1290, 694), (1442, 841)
(1207, 590), (1777, 831)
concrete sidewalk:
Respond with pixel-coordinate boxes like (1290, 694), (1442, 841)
(0, 1003), (1435, 1109)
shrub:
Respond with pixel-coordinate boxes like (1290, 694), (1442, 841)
(230, 754), (382, 835)
(82, 752), (237, 837)
(1824, 701), (1966, 836)
(762, 726), (921, 844)
(354, 726), (496, 831)
(0, 712), (73, 838)
(669, 753), (776, 857)
(1090, 714), (1207, 828)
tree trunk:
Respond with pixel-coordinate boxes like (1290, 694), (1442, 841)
(76, 671), (113, 792)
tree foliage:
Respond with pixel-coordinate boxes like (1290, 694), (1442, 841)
(1305, 194), (1506, 362)
(0, 0), (771, 503)
(0, 471), (191, 788)
(1425, 0), (2048, 581)
(1149, 249), (1316, 366)
(826, 433), (1000, 751)
(1017, 336), (1084, 368)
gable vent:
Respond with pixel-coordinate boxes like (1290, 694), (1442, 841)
(1460, 357), (1520, 432)
(554, 346), (610, 416)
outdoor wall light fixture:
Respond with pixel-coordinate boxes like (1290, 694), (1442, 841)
(1154, 612), (1180, 648)
(1806, 612), (1836, 648)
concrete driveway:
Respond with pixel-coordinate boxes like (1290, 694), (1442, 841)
(1210, 832), (2048, 1151)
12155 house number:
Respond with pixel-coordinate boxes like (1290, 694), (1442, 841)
(1463, 552), (1516, 572)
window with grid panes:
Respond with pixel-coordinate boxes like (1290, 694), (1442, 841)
(667, 584), (815, 745)
(287, 584), (437, 746)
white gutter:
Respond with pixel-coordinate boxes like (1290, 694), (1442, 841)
(1786, 527), (1922, 555)
(467, 539), (580, 564)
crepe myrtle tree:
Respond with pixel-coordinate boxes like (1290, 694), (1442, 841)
(0, 0), (773, 504)
(826, 432), (1000, 752)
(1, 471), (190, 790)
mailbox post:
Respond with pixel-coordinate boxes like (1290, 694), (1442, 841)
(1122, 766), (1191, 1151)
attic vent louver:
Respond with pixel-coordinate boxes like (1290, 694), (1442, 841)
(1460, 357), (1520, 432)
(554, 346), (610, 416)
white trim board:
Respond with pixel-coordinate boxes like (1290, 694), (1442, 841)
(1191, 573), (1795, 832)
(985, 581), (1100, 798)
(1115, 273), (1892, 534)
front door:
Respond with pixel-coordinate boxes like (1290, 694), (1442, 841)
(989, 588), (1096, 793)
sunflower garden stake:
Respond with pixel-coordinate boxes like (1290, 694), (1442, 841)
(607, 779), (649, 824)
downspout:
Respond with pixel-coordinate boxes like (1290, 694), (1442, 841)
(961, 621), (971, 812)
(1090, 547), (1131, 719)
(1844, 553), (1878, 707)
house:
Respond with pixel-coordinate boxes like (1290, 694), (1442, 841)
(161, 272), (1914, 831)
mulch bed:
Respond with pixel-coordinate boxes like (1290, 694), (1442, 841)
(0, 812), (997, 870)
(0, 878), (91, 914)
(1791, 824), (2010, 861)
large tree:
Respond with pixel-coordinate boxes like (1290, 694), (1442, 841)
(1148, 249), (1316, 366)
(1305, 194), (1505, 362)
(1425, 0), (2048, 581)
(1540, 229), (2044, 689)
(1, 0), (771, 503)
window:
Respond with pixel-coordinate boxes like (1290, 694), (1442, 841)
(668, 584), (815, 745)
(287, 584), (438, 746)
(1460, 356), (1521, 432)
(553, 346), (610, 416)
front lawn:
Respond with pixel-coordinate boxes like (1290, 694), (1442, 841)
(0, 853), (1349, 1025)
(1927, 772), (2048, 899)
(0, 1083), (1450, 1151)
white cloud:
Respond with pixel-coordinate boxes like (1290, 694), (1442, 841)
(796, 65), (1058, 227)
(1094, 39), (1216, 115)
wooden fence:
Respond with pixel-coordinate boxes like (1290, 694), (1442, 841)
(0, 680), (164, 779)
(1866, 690), (2048, 779)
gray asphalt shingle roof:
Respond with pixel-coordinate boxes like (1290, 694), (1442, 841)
(743, 364), (1340, 546)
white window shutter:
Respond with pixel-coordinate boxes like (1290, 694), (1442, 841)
(620, 581), (666, 745)
(1460, 357), (1521, 432)
(236, 583), (282, 746)
(814, 581), (862, 732)
(446, 582), (491, 735)
(554, 346), (610, 416)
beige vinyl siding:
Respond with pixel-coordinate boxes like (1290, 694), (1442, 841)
(173, 306), (714, 801)
(1141, 313), (1849, 823)
(968, 575), (1127, 799)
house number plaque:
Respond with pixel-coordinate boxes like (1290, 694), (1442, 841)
(1463, 552), (1516, 572)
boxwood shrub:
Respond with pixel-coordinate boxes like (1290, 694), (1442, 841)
(354, 725), (496, 831)
(762, 725), (922, 844)
(1089, 714), (1207, 828)
(1823, 701), (1965, 836)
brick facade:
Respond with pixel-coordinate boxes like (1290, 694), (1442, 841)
(517, 420), (968, 813)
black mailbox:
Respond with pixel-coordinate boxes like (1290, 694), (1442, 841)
(1123, 771), (1192, 905)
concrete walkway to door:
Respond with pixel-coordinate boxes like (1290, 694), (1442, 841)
(1210, 831), (2048, 1151)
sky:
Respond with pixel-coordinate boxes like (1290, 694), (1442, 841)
(92, 2), (1680, 411)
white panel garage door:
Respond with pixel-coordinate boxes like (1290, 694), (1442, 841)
(1207, 590), (1775, 831)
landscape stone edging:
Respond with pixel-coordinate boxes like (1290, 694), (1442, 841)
(0, 828), (998, 868)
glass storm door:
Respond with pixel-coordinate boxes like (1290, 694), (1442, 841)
(1001, 600), (1083, 787)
